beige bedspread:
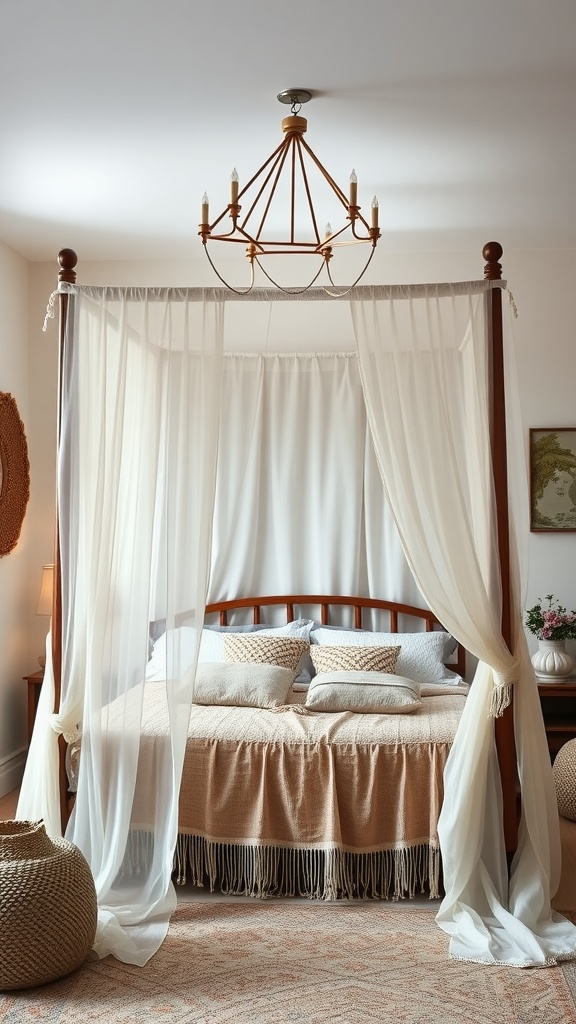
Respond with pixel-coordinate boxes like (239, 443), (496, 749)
(103, 680), (466, 898)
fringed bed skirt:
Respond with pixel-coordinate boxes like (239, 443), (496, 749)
(173, 834), (442, 901)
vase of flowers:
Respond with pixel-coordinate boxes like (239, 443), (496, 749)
(525, 595), (576, 680)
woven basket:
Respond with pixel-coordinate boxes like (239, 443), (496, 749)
(0, 820), (97, 990)
(553, 739), (576, 822)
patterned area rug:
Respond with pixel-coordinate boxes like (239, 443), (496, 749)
(1, 902), (576, 1023)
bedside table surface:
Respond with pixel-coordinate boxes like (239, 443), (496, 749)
(22, 669), (45, 683)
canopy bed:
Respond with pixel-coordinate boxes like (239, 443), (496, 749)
(18, 243), (576, 971)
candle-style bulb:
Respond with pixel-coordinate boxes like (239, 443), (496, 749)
(201, 192), (209, 224)
(349, 169), (357, 207)
(325, 223), (332, 239)
(230, 168), (239, 204)
(371, 195), (379, 229)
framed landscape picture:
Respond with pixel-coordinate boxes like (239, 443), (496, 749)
(530, 428), (576, 532)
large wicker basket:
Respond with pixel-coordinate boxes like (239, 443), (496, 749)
(0, 819), (97, 990)
(553, 739), (576, 822)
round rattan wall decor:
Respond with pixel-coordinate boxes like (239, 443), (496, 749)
(0, 392), (30, 557)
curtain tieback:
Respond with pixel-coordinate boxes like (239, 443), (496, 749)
(490, 657), (521, 718)
(50, 713), (81, 744)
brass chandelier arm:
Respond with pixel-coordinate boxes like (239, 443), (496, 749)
(202, 245), (256, 295)
(238, 138), (288, 208)
(297, 134), (350, 209)
(323, 245), (378, 297)
(295, 135), (322, 246)
(253, 140), (292, 242)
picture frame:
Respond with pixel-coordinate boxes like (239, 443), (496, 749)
(530, 428), (576, 532)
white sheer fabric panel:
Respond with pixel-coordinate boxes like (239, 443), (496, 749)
(19, 288), (224, 965)
(207, 353), (419, 610)
(16, 631), (61, 829)
(351, 286), (576, 966)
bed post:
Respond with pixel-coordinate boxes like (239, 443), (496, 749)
(483, 241), (517, 856)
(54, 247), (77, 831)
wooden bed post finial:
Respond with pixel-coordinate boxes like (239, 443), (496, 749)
(58, 248), (78, 284)
(483, 241), (503, 281)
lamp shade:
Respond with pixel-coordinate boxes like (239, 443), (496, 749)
(36, 564), (54, 616)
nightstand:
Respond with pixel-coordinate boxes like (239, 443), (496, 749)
(22, 669), (44, 745)
(537, 680), (576, 761)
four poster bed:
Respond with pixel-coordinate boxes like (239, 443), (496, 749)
(66, 592), (469, 900)
(19, 243), (576, 969)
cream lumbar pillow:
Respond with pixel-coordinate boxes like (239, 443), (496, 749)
(223, 634), (310, 675)
(304, 671), (422, 714)
(309, 644), (400, 675)
(193, 662), (294, 708)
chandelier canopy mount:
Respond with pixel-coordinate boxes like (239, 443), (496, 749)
(198, 89), (380, 294)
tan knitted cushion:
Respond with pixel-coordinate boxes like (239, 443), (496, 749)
(553, 739), (576, 822)
(310, 644), (400, 675)
(223, 634), (309, 674)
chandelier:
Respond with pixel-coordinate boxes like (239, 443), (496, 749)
(198, 90), (380, 294)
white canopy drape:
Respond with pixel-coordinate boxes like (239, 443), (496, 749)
(20, 287), (225, 964)
(208, 352), (419, 609)
(18, 279), (576, 968)
(350, 285), (576, 965)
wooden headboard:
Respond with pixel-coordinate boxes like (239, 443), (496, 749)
(203, 593), (466, 677)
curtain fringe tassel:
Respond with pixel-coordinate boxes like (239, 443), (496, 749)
(489, 681), (512, 718)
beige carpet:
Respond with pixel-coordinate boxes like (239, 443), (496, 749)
(2, 902), (576, 1023)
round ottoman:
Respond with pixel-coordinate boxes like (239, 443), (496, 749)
(0, 820), (97, 990)
(553, 739), (576, 822)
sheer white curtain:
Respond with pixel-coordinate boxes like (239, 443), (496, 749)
(351, 282), (576, 967)
(19, 286), (224, 965)
(208, 353), (419, 607)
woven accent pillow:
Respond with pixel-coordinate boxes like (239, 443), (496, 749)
(305, 671), (422, 714)
(193, 662), (294, 708)
(310, 644), (400, 675)
(553, 738), (576, 822)
(224, 634), (309, 674)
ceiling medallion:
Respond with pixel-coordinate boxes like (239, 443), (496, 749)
(198, 90), (380, 295)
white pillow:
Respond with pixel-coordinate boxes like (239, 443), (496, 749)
(304, 671), (422, 714)
(310, 627), (461, 685)
(193, 662), (294, 708)
(146, 619), (313, 681)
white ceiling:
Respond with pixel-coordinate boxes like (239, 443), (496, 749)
(1, 0), (575, 264)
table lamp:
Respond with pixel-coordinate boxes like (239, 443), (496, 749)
(35, 563), (54, 668)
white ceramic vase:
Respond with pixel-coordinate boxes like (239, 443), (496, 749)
(531, 639), (576, 681)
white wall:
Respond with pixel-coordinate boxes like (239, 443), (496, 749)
(504, 248), (576, 663)
(6, 241), (573, 796)
(0, 240), (30, 795)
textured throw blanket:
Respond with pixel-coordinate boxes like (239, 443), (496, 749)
(97, 681), (466, 898)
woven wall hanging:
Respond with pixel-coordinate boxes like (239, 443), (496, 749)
(0, 392), (30, 557)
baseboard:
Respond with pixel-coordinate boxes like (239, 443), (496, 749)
(0, 748), (26, 799)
